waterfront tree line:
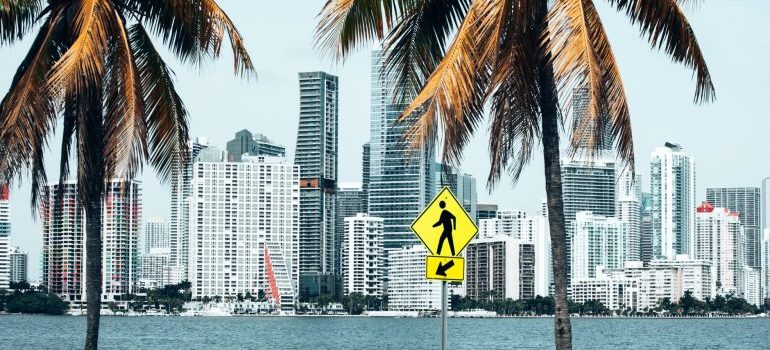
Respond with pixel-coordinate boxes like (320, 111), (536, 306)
(451, 291), (767, 316)
(0, 282), (69, 315)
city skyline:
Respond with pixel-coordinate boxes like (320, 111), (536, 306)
(2, 2), (770, 281)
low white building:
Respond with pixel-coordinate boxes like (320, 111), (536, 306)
(387, 245), (443, 311)
(649, 255), (712, 301)
(571, 258), (713, 312)
(342, 214), (383, 297)
(138, 250), (171, 289)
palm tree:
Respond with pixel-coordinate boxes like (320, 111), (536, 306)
(316, 0), (712, 348)
(0, 1), (253, 348)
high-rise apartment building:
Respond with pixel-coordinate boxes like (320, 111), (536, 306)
(433, 163), (477, 220)
(342, 214), (384, 297)
(706, 187), (761, 269)
(41, 180), (140, 303)
(169, 137), (209, 283)
(651, 143), (696, 259)
(571, 212), (627, 280)
(138, 254), (170, 289)
(387, 245), (444, 311)
(10, 247), (27, 284)
(694, 202), (744, 296)
(362, 143), (370, 212)
(0, 185), (9, 289)
(336, 182), (367, 276)
(188, 154), (300, 303)
(226, 129), (286, 162)
(742, 266), (761, 306)
(762, 229), (770, 299)
(296, 71), (339, 299)
(369, 49), (434, 254)
(142, 217), (169, 254)
(617, 169), (641, 261)
(762, 178), (770, 231)
(640, 192), (654, 264)
(466, 236), (536, 300)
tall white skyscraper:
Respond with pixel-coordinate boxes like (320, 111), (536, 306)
(694, 202), (744, 296)
(762, 229), (770, 299)
(651, 143), (696, 259)
(41, 180), (140, 303)
(342, 214), (384, 297)
(10, 247), (27, 284)
(189, 154), (299, 303)
(0, 185), (9, 289)
(617, 168), (642, 261)
(571, 212), (627, 280)
(169, 137), (209, 283)
(369, 49), (434, 253)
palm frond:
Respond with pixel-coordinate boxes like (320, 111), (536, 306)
(0, 0), (43, 45)
(486, 0), (544, 187)
(383, 0), (469, 104)
(549, 0), (634, 167)
(129, 23), (189, 183)
(397, 0), (508, 166)
(103, 11), (148, 181)
(0, 8), (62, 184)
(130, 0), (255, 77)
(607, 0), (714, 102)
(47, 0), (114, 97)
(316, 0), (412, 60)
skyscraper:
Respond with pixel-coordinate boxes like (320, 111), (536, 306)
(561, 153), (616, 281)
(369, 49), (434, 253)
(694, 202), (744, 296)
(296, 71), (339, 298)
(762, 178), (770, 231)
(650, 143), (696, 259)
(433, 163), (478, 220)
(41, 180), (141, 304)
(640, 192), (654, 264)
(362, 143), (370, 212)
(617, 169), (642, 261)
(706, 187), (761, 269)
(342, 214), (384, 296)
(142, 217), (169, 254)
(0, 185), (9, 289)
(335, 182), (367, 276)
(169, 137), (209, 283)
(571, 212), (627, 280)
(189, 154), (300, 301)
(561, 155), (616, 224)
(226, 129), (286, 162)
(10, 247), (27, 284)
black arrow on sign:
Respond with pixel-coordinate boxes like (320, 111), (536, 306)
(435, 260), (455, 276)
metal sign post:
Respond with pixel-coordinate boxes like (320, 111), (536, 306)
(410, 187), (478, 350)
(441, 281), (448, 350)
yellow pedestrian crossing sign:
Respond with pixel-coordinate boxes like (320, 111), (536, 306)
(411, 187), (478, 257)
(425, 256), (464, 281)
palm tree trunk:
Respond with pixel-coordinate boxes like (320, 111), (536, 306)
(536, 1), (573, 349)
(84, 184), (102, 350)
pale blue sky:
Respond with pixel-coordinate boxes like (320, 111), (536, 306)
(1, 1), (768, 280)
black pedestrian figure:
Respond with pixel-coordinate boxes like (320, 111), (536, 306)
(432, 200), (457, 255)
